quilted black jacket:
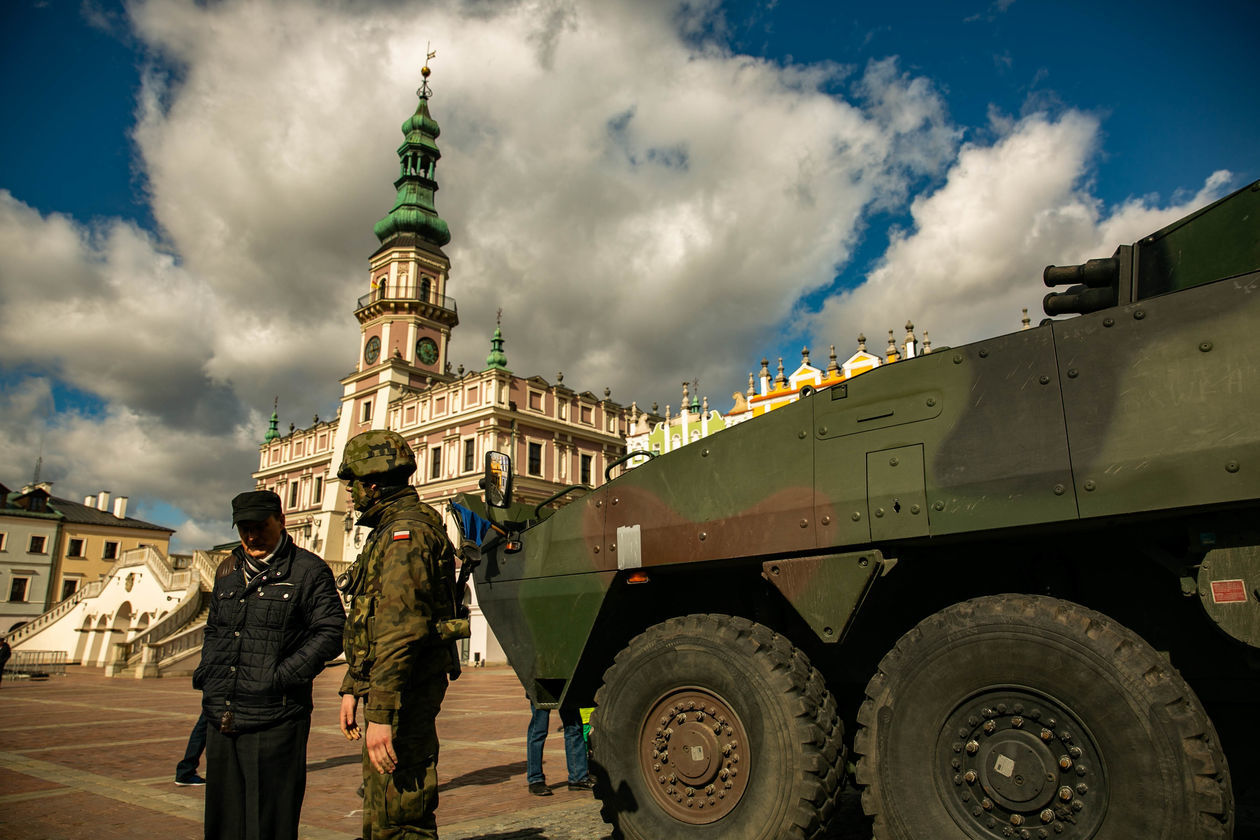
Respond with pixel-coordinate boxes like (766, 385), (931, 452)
(193, 536), (345, 733)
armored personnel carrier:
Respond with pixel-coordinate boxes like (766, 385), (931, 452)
(469, 180), (1260, 839)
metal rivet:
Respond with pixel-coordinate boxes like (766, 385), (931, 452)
(978, 349), (989, 358)
(822, 626), (834, 637)
(852, 511), (862, 521)
(1053, 484), (1065, 495)
(1103, 318), (1115, 327)
(698, 532), (707, 541)
(609, 543), (616, 552)
(769, 565), (780, 575)
(889, 456), (899, 466)
(1199, 342), (1213, 352)
(1066, 369), (1078, 378)
(953, 354), (964, 364)
(874, 508), (885, 518)
(612, 497), (619, 505)
(934, 500), (945, 511)
(910, 504), (920, 514)
(1083, 480), (1096, 491)
(1134, 310), (1145, 320)
(926, 397), (937, 407)
(799, 519), (808, 529)
(798, 430), (807, 439)
(701, 448), (710, 457)
(596, 500), (602, 507)
(1226, 461), (1240, 473)
(818, 426), (828, 436)
(1039, 375), (1050, 385)
(858, 557), (869, 567)
(593, 545), (600, 553)
(821, 516), (831, 525)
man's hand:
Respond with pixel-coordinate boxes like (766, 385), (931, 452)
(340, 694), (361, 741)
(366, 721), (397, 774)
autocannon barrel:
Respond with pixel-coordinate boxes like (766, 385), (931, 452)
(1043, 257), (1120, 315)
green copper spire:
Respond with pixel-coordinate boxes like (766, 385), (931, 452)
(485, 325), (508, 370)
(264, 398), (281, 443)
(373, 62), (451, 246)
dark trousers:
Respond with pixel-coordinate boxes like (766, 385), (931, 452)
(205, 715), (311, 840)
(176, 712), (209, 781)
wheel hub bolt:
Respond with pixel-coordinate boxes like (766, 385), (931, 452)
(705, 785), (715, 795)
(676, 714), (686, 724)
(1040, 728), (1053, 742)
(653, 763), (661, 772)
(1058, 787), (1072, 802)
(966, 740), (980, 754)
(686, 788), (694, 797)
(984, 721), (998, 735)
(982, 798), (994, 811)
(1040, 808), (1054, 823)
(1071, 801), (1083, 812)
(1058, 756), (1072, 770)
(1076, 783), (1088, 795)
(964, 770), (978, 784)
(1010, 813), (1025, 826)
(1011, 716), (1024, 728)
(1068, 746), (1082, 759)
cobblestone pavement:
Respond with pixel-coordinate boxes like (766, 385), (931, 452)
(0, 666), (1254, 839)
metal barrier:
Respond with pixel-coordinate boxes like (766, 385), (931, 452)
(5, 650), (68, 679)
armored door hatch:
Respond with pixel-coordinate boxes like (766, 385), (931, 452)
(868, 445), (929, 542)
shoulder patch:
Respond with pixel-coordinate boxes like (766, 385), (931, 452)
(392, 530), (411, 541)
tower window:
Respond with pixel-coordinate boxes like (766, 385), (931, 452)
(361, 401), (372, 423)
(420, 277), (431, 302)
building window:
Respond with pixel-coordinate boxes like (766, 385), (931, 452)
(0, 532), (6, 551)
(581, 406), (593, 424)
(361, 400), (372, 423)
(528, 391), (543, 411)
(313, 476), (323, 504)
(528, 442), (543, 476)
(8, 577), (29, 602)
(466, 386), (478, 405)
(430, 446), (442, 480)
(103, 541), (119, 561)
(67, 538), (84, 557)
(580, 454), (592, 486)
(61, 579), (80, 601)
(288, 482), (299, 509)
(463, 439), (476, 473)
(28, 535), (46, 554)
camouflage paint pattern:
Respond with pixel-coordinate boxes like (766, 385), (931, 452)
(473, 180), (1260, 708)
(341, 489), (458, 837)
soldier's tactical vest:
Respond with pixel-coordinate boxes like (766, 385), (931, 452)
(339, 499), (468, 682)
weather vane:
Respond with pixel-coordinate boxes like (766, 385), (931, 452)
(419, 42), (437, 98)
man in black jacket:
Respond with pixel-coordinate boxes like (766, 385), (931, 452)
(194, 490), (344, 840)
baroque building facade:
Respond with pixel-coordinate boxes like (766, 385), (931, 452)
(252, 73), (651, 665)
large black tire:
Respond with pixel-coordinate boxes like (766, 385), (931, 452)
(591, 614), (845, 840)
(854, 594), (1232, 839)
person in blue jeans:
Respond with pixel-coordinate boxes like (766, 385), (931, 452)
(175, 711), (209, 785)
(526, 700), (594, 795)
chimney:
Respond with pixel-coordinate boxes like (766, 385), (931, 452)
(113, 496), (129, 520)
(84, 495), (96, 508)
(97, 491), (111, 510)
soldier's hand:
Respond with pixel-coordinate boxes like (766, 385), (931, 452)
(340, 694), (361, 741)
(366, 721), (397, 774)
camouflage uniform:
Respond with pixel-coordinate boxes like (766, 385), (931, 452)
(338, 433), (463, 840)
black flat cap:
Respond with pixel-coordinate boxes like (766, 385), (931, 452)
(231, 490), (283, 526)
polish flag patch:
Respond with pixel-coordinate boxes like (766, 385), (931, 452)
(392, 530), (411, 541)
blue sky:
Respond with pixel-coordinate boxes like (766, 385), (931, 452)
(1, 0), (1256, 549)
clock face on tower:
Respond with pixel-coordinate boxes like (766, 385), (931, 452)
(364, 336), (381, 365)
(416, 337), (439, 365)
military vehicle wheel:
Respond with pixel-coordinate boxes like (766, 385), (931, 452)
(854, 594), (1232, 839)
(591, 614), (844, 840)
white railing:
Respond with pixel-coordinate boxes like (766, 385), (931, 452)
(3, 581), (104, 646)
(6, 650), (68, 678)
(117, 578), (204, 666)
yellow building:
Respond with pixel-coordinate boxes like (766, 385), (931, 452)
(50, 491), (173, 604)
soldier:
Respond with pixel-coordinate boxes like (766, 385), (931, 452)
(336, 430), (467, 840)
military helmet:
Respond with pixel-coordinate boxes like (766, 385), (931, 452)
(337, 430), (417, 482)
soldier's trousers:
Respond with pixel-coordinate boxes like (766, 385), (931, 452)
(362, 676), (448, 839)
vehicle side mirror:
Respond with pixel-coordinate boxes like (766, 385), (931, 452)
(483, 451), (513, 508)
